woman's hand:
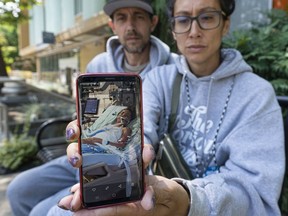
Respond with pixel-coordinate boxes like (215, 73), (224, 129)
(58, 175), (190, 216)
(62, 121), (190, 216)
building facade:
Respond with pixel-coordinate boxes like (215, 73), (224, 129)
(18, 0), (110, 95)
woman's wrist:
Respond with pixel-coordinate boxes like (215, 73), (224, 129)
(172, 178), (191, 215)
(178, 181), (191, 215)
(178, 181), (190, 198)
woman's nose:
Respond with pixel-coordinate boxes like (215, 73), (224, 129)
(188, 20), (202, 37)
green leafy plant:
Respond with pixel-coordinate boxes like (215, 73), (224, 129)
(0, 0), (39, 76)
(223, 9), (288, 95)
(0, 134), (37, 171)
(0, 107), (38, 171)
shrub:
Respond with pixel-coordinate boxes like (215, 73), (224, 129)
(0, 119), (38, 171)
(223, 9), (288, 95)
(0, 135), (37, 171)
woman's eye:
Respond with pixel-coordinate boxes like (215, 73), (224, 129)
(175, 17), (190, 25)
(199, 13), (216, 22)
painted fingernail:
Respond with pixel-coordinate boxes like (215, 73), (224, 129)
(69, 187), (75, 194)
(66, 128), (75, 140)
(69, 156), (79, 166)
(57, 200), (69, 210)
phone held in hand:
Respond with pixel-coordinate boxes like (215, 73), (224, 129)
(76, 73), (144, 209)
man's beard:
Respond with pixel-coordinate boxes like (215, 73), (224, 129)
(123, 43), (148, 53)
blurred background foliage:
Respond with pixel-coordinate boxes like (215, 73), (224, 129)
(0, 0), (38, 76)
(152, 0), (177, 52)
(223, 9), (288, 96)
(0, 25), (18, 68)
(0, 0), (38, 24)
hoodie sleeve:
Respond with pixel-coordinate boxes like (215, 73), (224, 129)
(174, 88), (285, 216)
(142, 66), (178, 146)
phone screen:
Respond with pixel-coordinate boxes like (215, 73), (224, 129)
(76, 73), (144, 208)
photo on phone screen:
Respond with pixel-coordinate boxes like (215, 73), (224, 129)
(76, 73), (144, 208)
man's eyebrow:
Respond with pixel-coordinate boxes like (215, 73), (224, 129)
(133, 11), (147, 15)
(114, 12), (126, 17)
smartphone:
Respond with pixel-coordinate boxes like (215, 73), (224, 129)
(76, 73), (144, 209)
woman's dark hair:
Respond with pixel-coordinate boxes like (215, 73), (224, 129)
(167, 0), (236, 19)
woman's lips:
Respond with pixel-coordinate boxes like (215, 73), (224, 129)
(187, 45), (206, 53)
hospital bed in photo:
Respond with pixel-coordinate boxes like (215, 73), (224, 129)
(81, 105), (142, 200)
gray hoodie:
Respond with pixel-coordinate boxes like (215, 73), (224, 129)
(86, 35), (176, 78)
(143, 49), (285, 215)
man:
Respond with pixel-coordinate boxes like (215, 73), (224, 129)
(86, 0), (176, 77)
(6, 0), (176, 215)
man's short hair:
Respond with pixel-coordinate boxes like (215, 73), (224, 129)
(104, 0), (154, 17)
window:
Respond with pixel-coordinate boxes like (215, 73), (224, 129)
(40, 52), (76, 72)
(74, 0), (83, 15)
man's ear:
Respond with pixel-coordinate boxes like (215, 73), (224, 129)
(150, 15), (159, 32)
(108, 19), (116, 34)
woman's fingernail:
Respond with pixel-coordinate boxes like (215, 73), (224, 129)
(66, 128), (75, 140)
(69, 156), (79, 166)
(57, 200), (69, 210)
(69, 187), (75, 194)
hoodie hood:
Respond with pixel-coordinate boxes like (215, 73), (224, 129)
(175, 49), (253, 81)
(105, 35), (176, 77)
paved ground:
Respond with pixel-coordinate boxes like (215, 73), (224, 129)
(0, 172), (19, 216)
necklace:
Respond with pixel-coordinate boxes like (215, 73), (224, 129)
(184, 76), (235, 178)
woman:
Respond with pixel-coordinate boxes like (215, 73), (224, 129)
(58, 0), (285, 215)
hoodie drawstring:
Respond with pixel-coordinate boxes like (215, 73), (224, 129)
(200, 77), (215, 158)
(183, 73), (235, 177)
